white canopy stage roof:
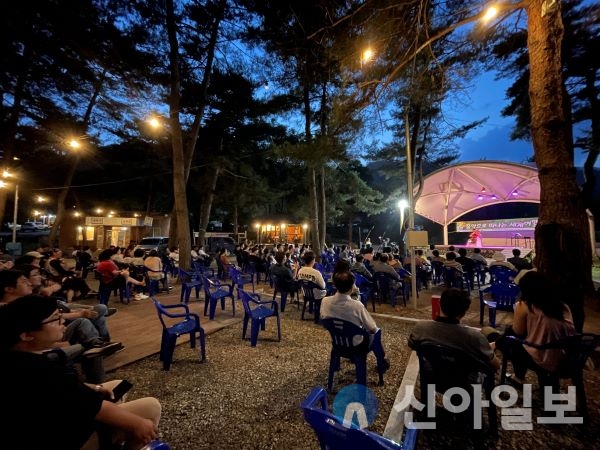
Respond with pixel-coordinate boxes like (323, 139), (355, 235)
(415, 161), (541, 244)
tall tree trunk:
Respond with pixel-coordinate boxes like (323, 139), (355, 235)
(318, 83), (328, 247)
(0, 42), (32, 226)
(52, 155), (80, 247)
(303, 73), (320, 253)
(347, 216), (353, 246)
(527, 0), (592, 331)
(308, 166), (320, 254)
(198, 166), (220, 244)
(319, 166), (326, 246)
(233, 202), (239, 243)
(168, 0), (226, 245)
(54, 70), (106, 248)
(166, 0), (191, 270)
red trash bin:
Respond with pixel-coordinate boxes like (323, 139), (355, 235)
(431, 295), (441, 319)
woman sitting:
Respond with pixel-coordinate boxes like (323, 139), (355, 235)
(97, 249), (146, 301)
(496, 271), (576, 385)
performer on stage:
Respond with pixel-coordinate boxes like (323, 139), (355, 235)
(466, 229), (482, 247)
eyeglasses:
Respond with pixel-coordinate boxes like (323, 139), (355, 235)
(41, 313), (63, 325)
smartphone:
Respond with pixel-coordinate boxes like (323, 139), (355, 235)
(110, 380), (133, 402)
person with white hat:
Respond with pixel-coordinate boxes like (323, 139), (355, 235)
(489, 251), (517, 272)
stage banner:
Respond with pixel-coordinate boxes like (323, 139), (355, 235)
(455, 217), (538, 232)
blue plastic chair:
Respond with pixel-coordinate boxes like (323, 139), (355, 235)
(229, 266), (254, 298)
(488, 265), (517, 285)
(144, 266), (168, 296)
(201, 275), (235, 320)
(473, 261), (487, 287)
(430, 260), (444, 285)
(271, 273), (300, 312)
(373, 272), (406, 307)
(299, 279), (324, 323)
(442, 266), (470, 293)
(95, 270), (130, 305)
(499, 333), (600, 421)
(177, 267), (203, 303)
(353, 272), (376, 312)
(479, 282), (520, 327)
(321, 318), (385, 391)
(142, 440), (171, 450)
(301, 387), (418, 450)
(151, 298), (206, 370)
(239, 289), (281, 347)
(414, 342), (497, 433)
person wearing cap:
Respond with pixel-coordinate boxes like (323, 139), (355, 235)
(26, 250), (44, 259)
(0, 295), (161, 449)
(489, 251), (518, 272)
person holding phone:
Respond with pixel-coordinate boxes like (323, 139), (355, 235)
(0, 295), (162, 450)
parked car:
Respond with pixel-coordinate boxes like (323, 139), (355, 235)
(20, 221), (47, 232)
(133, 236), (169, 255)
(5, 222), (21, 231)
(205, 236), (237, 254)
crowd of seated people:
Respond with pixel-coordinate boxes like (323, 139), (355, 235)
(0, 268), (123, 383)
(0, 295), (162, 449)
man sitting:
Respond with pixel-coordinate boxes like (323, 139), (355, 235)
(321, 271), (390, 374)
(507, 248), (532, 272)
(0, 295), (161, 449)
(0, 269), (123, 361)
(269, 251), (300, 303)
(352, 254), (373, 281)
(443, 251), (463, 272)
(409, 288), (500, 371)
(296, 251), (327, 299)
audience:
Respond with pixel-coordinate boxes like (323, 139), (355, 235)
(409, 288), (500, 371)
(320, 270), (390, 375)
(489, 252), (518, 272)
(351, 253), (373, 281)
(495, 271), (575, 386)
(442, 251), (463, 272)
(296, 251), (327, 300)
(507, 248), (533, 272)
(270, 251), (300, 296)
(97, 249), (147, 301)
(0, 269), (122, 360)
(0, 295), (161, 449)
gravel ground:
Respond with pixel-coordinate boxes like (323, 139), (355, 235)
(110, 301), (600, 450)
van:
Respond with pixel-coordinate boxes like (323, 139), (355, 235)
(134, 237), (169, 255)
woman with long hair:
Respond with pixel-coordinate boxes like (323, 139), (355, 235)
(499, 271), (575, 385)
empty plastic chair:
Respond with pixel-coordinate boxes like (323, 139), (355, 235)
(479, 282), (520, 327)
(151, 298), (206, 370)
(201, 275), (235, 320)
(239, 289), (281, 347)
(301, 387), (418, 450)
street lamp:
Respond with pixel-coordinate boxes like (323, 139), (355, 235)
(302, 223), (308, 245)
